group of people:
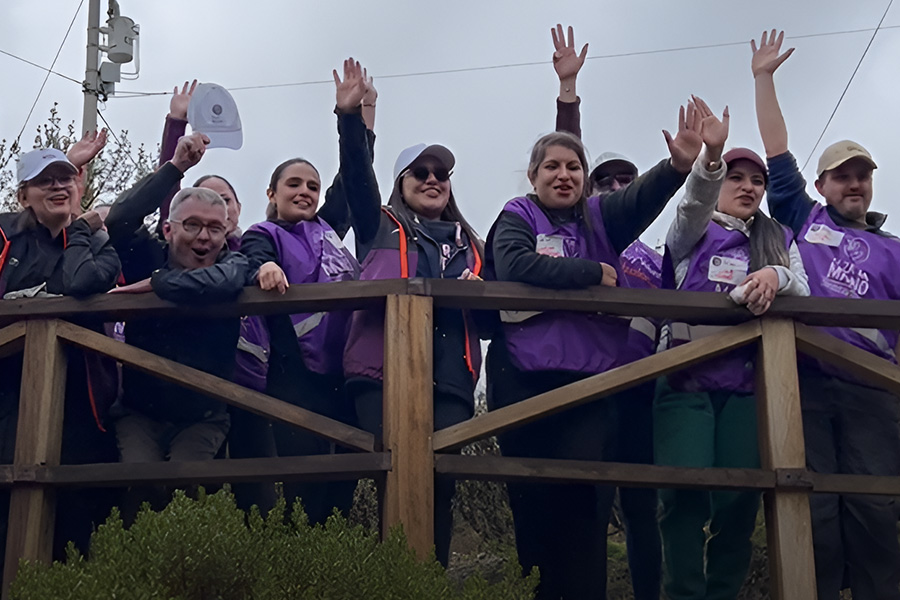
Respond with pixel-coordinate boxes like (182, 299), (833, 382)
(0, 25), (897, 600)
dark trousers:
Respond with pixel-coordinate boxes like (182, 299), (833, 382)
(268, 363), (358, 526)
(617, 384), (662, 600)
(354, 382), (474, 567)
(487, 341), (618, 600)
(226, 406), (277, 515)
(799, 367), (900, 600)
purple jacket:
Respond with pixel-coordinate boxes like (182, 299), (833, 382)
(799, 203), (900, 365)
(245, 219), (358, 376)
(344, 207), (483, 382)
(618, 240), (662, 365)
(491, 196), (631, 374)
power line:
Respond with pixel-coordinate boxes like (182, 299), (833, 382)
(109, 23), (900, 99)
(15, 0), (85, 142)
(95, 109), (139, 169)
(0, 48), (82, 84)
(801, 1), (895, 171)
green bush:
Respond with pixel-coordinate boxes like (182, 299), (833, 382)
(11, 490), (537, 600)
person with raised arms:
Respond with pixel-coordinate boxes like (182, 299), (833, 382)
(655, 96), (809, 600)
(485, 102), (703, 599)
(549, 23), (668, 598)
(238, 58), (377, 526)
(752, 29), (900, 598)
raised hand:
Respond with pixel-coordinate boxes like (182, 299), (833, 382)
(692, 95), (729, 163)
(169, 79), (197, 120)
(333, 58), (367, 113)
(362, 67), (377, 107)
(551, 24), (588, 83)
(67, 129), (108, 169)
(170, 132), (210, 174)
(751, 29), (794, 78)
(663, 101), (703, 174)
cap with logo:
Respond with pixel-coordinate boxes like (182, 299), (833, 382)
(16, 148), (77, 184)
(392, 143), (455, 181)
(816, 140), (877, 177)
(187, 83), (243, 150)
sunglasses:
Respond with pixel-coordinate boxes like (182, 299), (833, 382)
(29, 174), (77, 189)
(405, 166), (452, 183)
(594, 173), (635, 188)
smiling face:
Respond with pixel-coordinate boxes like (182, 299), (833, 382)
(198, 176), (241, 234)
(529, 144), (585, 209)
(814, 158), (874, 223)
(717, 159), (767, 221)
(267, 162), (320, 223)
(400, 156), (451, 220)
(162, 195), (228, 269)
(18, 163), (78, 231)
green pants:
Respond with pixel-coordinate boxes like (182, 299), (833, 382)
(653, 378), (761, 600)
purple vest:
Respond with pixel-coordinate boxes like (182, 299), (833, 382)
(798, 204), (900, 366)
(344, 208), (483, 382)
(618, 241), (662, 365)
(495, 196), (631, 374)
(234, 316), (269, 392)
(248, 219), (359, 375)
(669, 222), (757, 392)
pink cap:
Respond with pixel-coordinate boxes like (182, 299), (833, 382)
(722, 148), (767, 182)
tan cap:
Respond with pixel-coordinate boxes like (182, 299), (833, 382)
(816, 140), (877, 177)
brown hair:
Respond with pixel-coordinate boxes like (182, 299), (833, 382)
(266, 158), (320, 222)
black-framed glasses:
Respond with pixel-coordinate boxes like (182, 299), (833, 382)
(405, 166), (452, 183)
(29, 174), (77, 189)
(169, 218), (228, 238)
(594, 173), (635, 189)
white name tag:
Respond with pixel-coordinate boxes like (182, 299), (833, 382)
(804, 223), (844, 247)
(323, 229), (345, 250)
(708, 255), (748, 285)
(535, 234), (565, 258)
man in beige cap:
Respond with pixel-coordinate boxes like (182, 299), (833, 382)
(753, 29), (900, 599)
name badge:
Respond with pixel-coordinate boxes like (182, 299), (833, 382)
(804, 223), (844, 247)
(535, 234), (565, 258)
(708, 255), (748, 285)
(323, 229), (345, 250)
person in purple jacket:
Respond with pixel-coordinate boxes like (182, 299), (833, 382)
(753, 29), (900, 599)
(238, 58), (374, 526)
(550, 23), (664, 598)
(655, 96), (809, 600)
(486, 100), (703, 599)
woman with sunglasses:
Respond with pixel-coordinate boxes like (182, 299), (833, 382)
(0, 144), (121, 565)
(343, 141), (483, 567)
(237, 58), (376, 525)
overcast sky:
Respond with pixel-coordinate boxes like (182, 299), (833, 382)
(1, 0), (899, 250)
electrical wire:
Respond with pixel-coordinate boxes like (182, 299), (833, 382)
(107, 23), (900, 99)
(15, 0), (85, 142)
(0, 48), (82, 84)
(800, 0), (895, 171)
(95, 109), (140, 169)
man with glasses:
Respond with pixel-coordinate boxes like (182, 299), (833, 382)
(105, 133), (252, 522)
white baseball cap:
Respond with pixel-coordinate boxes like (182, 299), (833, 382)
(392, 143), (455, 181)
(16, 148), (77, 184)
(187, 83), (243, 150)
(589, 151), (638, 180)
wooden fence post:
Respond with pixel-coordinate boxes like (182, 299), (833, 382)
(757, 317), (816, 599)
(3, 320), (67, 598)
(382, 294), (434, 559)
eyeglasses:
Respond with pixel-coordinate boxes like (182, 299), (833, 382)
(169, 218), (228, 238)
(405, 166), (452, 183)
(29, 174), (77, 189)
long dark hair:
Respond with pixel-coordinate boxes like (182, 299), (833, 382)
(265, 158), (320, 221)
(386, 163), (484, 258)
(749, 211), (790, 271)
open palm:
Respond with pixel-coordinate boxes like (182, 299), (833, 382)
(751, 29), (794, 78)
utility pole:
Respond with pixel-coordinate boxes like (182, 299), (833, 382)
(82, 0), (101, 135)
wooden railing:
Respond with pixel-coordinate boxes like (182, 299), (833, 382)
(2, 279), (900, 599)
